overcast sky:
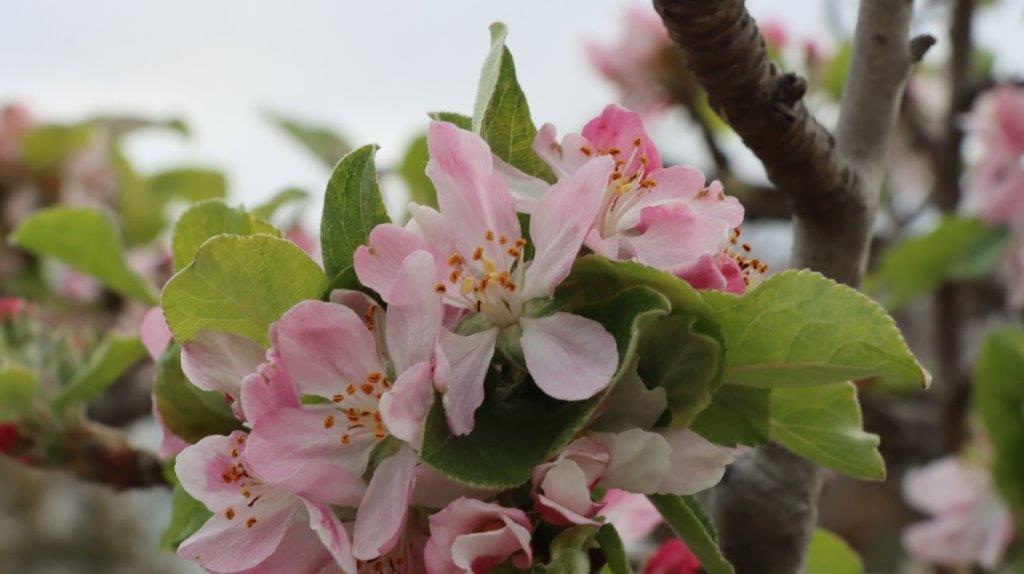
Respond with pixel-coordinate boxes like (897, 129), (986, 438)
(4, 0), (1023, 219)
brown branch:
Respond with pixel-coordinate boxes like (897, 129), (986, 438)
(653, 0), (924, 571)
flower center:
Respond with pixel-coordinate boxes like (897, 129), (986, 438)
(439, 230), (528, 327)
(327, 370), (390, 445)
(591, 137), (658, 237)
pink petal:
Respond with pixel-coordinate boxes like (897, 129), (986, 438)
(412, 464), (495, 509)
(239, 361), (301, 426)
(679, 254), (747, 294)
(492, 153), (550, 207)
(519, 313), (617, 401)
(379, 361), (434, 445)
(304, 500), (358, 573)
(152, 398), (189, 459)
(435, 328), (499, 436)
(623, 204), (732, 273)
(425, 121), (521, 261)
(531, 123), (594, 178)
(584, 228), (625, 260)
(244, 407), (371, 506)
(233, 521), (338, 574)
(581, 104), (662, 176)
(522, 155), (615, 300)
(175, 432), (253, 511)
(426, 498), (533, 572)
(599, 489), (663, 543)
(903, 456), (988, 515)
(181, 331), (266, 397)
(536, 459), (604, 525)
(656, 428), (733, 495)
(591, 429), (672, 494)
(140, 307), (173, 361)
(353, 445), (418, 560)
(273, 300), (384, 398)
(354, 224), (440, 301)
(177, 488), (299, 573)
(385, 250), (443, 372)
(328, 288), (379, 317)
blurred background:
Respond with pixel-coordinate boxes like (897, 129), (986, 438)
(4, 0), (1024, 572)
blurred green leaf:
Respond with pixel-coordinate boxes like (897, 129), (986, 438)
(19, 124), (91, 171)
(10, 206), (158, 304)
(113, 150), (166, 246)
(320, 144), (390, 291)
(0, 363), (39, 422)
(822, 41), (853, 100)
(251, 188), (310, 221)
(52, 333), (146, 411)
(171, 200), (280, 271)
(268, 112), (351, 168)
(975, 328), (1024, 510)
(399, 133), (437, 209)
(805, 529), (863, 574)
(147, 168), (227, 205)
(162, 234), (326, 346)
(868, 216), (1011, 310)
(473, 23), (555, 183)
(770, 382), (884, 480)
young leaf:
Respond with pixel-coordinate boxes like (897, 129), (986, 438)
(153, 345), (242, 443)
(10, 206), (158, 304)
(268, 111), (351, 168)
(867, 216), (1011, 310)
(595, 524), (633, 574)
(690, 385), (770, 447)
(704, 269), (930, 391)
(648, 494), (734, 574)
(171, 200), (281, 271)
(147, 168), (227, 204)
(399, 133), (437, 209)
(161, 482), (212, 551)
(51, 333), (146, 411)
(805, 529), (864, 574)
(974, 328), (1024, 509)
(320, 144), (390, 291)
(0, 363), (39, 422)
(420, 287), (671, 488)
(473, 23), (555, 183)
(251, 188), (310, 221)
(162, 234), (326, 346)
(19, 123), (91, 171)
(428, 111), (473, 130)
(770, 382), (884, 480)
(546, 525), (599, 574)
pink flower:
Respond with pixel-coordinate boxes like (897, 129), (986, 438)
(175, 430), (356, 573)
(599, 489), (663, 543)
(0, 297), (27, 320)
(759, 19), (789, 52)
(586, 5), (675, 114)
(902, 455), (1015, 569)
(0, 104), (32, 166)
(532, 437), (611, 525)
(140, 307), (173, 361)
(423, 497), (533, 574)
(643, 539), (701, 574)
(355, 122), (619, 435)
(525, 105), (747, 290)
(965, 86), (1024, 227)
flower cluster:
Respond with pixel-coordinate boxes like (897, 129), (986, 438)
(965, 86), (1024, 307)
(166, 105), (743, 573)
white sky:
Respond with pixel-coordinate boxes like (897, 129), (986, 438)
(3, 0), (1023, 220)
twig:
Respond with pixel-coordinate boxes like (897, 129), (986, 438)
(652, 0), (926, 571)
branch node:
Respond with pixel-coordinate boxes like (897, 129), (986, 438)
(910, 34), (937, 62)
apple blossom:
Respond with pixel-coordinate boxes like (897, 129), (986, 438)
(355, 121), (619, 435)
(965, 86), (1024, 228)
(643, 539), (701, 574)
(423, 497), (533, 574)
(902, 455), (1014, 569)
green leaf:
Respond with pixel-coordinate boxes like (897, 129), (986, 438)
(691, 385), (770, 447)
(546, 525), (598, 574)
(428, 111), (473, 130)
(10, 206), (158, 304)
(51, 333), (146, 411)
(269, 111), (351, 168)
(113, 150), (167, 246)
(420, 286), (671, 488)
(595, 524), (633, 574)
(648, 494), (734, 574)
(975, 329), (1024, 509)
(251, 188), (310, 221)
(821, 41), (853, 101)
(770, 382), (885, 480)
(171, 200), (281, 271)
(805, 529), (863, 574)
(153, 345), (242, 443)
(867, 216), (1011, 310)
(147, 168), (227, 204)
(19, 124), (91, 171)
(399, 133), (437, 209)
(320, 144), (390, 291)
(161, 482), (213, 551)
(162, 234), (326, 346)
(704, 270), (929, 391)
(472, 23), (556, 183)
(86, 115), (190, 139)
(0, 363), (39, 422)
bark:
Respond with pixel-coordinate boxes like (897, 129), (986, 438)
(652, 0), (928, 571)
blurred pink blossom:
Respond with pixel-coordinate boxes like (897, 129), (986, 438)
(965, 86), (1024, 227)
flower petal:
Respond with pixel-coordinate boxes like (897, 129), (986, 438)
(598, 489), (663, 544)
(590, 429), (672, 494)
(519, 313), (617, 401)
(353, 445), (418, 560)
(385, 250), (443, 372)
(140, 307), (173, 361)
(656, 428), (733, 495)
(379, 361), (434, 445)
(181, 331), (266, 398)
(232, 521), (338, 574)
(175, 432), (252, 511)
(353, 223), (439, 301)
(522, 155), (615, 299)
(305, 500), (358, 573)
(622, 204), (731, 272)
(536, 459), (603, 526)
(239, 361), (301, 427)
(591, 362), (667, 432)
(435, 328), (499, 436)
(580, 104), (662, 175)
(245, 406), (371, 506)
(273, 300), (384, 398)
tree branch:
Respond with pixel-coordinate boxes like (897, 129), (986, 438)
(653, 0), (925, 571)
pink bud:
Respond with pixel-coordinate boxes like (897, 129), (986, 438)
(643, 539), (701, 574)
